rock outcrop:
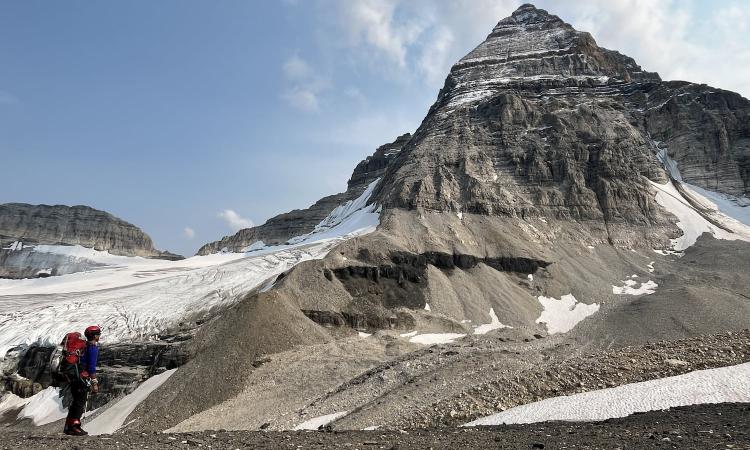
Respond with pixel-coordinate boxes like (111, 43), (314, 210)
(0, 203), (181, 278)
(196, 133), (411, 255)
(0, 203), (178, 258)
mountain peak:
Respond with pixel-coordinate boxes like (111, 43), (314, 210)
(505, 3), (562, 26)
(443, 4), (659, 104)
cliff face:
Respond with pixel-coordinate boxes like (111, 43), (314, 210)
(196, 134), (411, 255)
(372, 4), (749, 234)
(0, 203), (181, 278)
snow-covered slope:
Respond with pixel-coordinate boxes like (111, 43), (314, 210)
(651, 180), (750, 250)
(465, 362), (750, 426)
(0, 181), (381, 359)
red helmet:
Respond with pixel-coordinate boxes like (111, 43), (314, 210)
(84, 325), (102, 340)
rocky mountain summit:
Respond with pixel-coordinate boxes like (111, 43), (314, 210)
(374, 4), (749, 244)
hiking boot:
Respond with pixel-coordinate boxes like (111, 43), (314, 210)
(64, 425), (88, 436)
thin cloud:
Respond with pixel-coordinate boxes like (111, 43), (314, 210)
(182, 227), (195, 239)
(283, 86), (321, 112)
(314, 0), (750, 98)
(281, 55), (331, 112)
(218, 209), (253, 232)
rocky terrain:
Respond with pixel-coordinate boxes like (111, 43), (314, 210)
(1, 402), (747, 449)
(0, 203), (181, 278)
(0, 3), (749, 447)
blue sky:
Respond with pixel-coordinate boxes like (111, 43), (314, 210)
(2, 0), (749, 256)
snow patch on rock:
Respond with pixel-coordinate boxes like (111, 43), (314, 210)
(409, 333), (466, 345)
(536, 294), (599, 334)
(612, 279), (658, 295)
(87, 369), (177, 435)
(293, 411), (349, 431)
(16, 387), (66, 426)
(465, 362), (750, 426)
(473, 308), (511, 335)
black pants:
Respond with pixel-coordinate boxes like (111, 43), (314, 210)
(60, 363), (88, 421)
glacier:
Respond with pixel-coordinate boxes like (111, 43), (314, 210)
(0, 180), (381, 359)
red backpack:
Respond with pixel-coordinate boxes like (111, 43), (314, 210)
(62, 332), (87, 364)
(50, 331), (87, 376)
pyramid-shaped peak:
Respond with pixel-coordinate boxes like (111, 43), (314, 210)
(451, 4), (658, 84)
(504, 3), (564, 26)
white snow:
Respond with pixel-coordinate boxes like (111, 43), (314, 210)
(357, 331), (372, 338)
(651, 180), (750, 250)
(16, 387), (66, 426)
(241, 241), (267, 252)
(399, 331), (418, 338)
(0, 180), (382, 359)
(535, 294), (599, 334)
(3, 241), (24, 251)
(447, 89), (496, 108)
(685, 184), (750, 227)
(587, 245), (595, 249)
(293, 411), (349, 431)
(0, 392), (29, 417)
(87, 368), (177, 435)
(424, 303), (431, 311)
(465, 362), (750, 426)
(612, 279), (657, 295)
(409, 333), (466, 345)
(288, 179), (380, 245)
(656, 148), (682, 181)
(363, 425), (380, 430)
(473, 308), (511, 335)
(647, 261), (655, 273)
(456, 211), (463, 220)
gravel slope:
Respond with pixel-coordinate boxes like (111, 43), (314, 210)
(0, 402), (747, 449)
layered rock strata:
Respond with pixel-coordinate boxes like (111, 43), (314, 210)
(0, 203), (180, 259)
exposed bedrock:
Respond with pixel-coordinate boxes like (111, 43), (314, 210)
(371, 5), (750, 233)
(322, 251), (551, 318)
(3, 336), (191, 409)
(0, 203), (180, 259)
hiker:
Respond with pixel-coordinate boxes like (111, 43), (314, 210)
(59, 325), (101, 436)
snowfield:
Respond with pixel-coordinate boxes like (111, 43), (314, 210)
(650, 180), (750, 251)
(465, 362), (750, 426)
(0, 180), (381, 359)
(535, 294), (599, 334)
(87, 368), (177, 435)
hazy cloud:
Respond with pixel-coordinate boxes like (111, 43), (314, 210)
(317, 0), (750, 98)
(281, 55), (331, 112)
(182, 227), (195, 239)
(218, 209), (253, 232)
(337, 0), (425, 67)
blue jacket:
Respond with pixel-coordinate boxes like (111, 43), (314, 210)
(81, 341), (99, 376)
